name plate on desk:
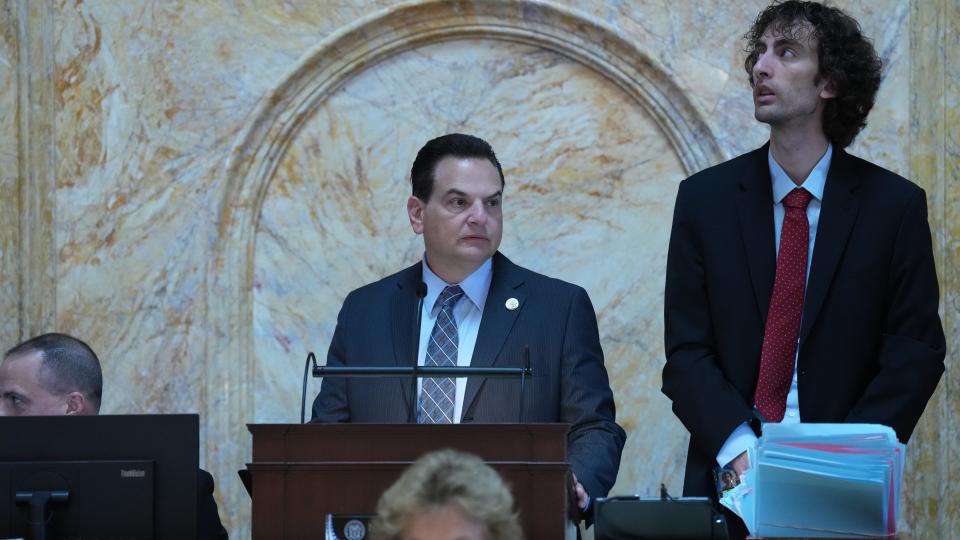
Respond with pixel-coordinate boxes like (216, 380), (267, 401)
(325, 514), (372, 540)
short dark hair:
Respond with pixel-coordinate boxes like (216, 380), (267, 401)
(5, 333), (103, 412)
(744, 1), (882, 148)
(410, 133), (505, 201)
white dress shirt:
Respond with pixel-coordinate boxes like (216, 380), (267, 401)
(418, 257), (493, 423)
(716, 144), (832, 467)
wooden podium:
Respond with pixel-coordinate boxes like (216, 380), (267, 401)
(245, 423), (571, 538)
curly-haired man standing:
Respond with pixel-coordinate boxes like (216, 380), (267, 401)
(662, 2), (945, 536)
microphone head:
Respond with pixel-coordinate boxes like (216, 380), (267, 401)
(416, 282), (428, 299)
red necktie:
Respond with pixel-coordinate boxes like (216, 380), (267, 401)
(754, 187), (813, 422)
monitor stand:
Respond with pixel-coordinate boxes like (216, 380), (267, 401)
(15, 490), (69, 540)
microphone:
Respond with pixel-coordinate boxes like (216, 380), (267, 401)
(518, 345), (530, 423)
(407, 282), (428, 423)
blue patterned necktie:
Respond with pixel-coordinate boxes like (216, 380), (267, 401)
(417, 285), (464, 424)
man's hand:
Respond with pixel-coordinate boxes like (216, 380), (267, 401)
(572, 473), (589, 510)
(729, 450), (751, 475)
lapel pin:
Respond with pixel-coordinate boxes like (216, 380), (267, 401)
(505, 298), (520, 311)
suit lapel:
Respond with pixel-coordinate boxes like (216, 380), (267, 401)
(799, 150), (860, 347)
(390, 262), (423, 414)
(736, 145), (777, 325)
(462, 252), (526, 416)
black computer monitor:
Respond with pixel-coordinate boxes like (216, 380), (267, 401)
(593, 495), (729, 540)
(0, 414), (199, 540)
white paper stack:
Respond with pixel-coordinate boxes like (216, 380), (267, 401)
(721, 423), (904, 538)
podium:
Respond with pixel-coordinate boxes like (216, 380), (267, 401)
(245, 423), (571, 538)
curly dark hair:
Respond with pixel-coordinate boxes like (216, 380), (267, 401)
(743, 1), (882, 148)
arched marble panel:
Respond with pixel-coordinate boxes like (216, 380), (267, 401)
(208, 0), (724, 525)
(254, 36), (685, 430)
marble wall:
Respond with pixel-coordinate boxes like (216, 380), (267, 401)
(0, 4), (18, 347)
(3, 0), (957, 537)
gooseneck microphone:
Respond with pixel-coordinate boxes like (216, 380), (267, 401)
(518, 345), (530, 423)
(407, 282), (428, 423)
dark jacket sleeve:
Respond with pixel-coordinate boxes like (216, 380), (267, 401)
(311, 291), (354, 422)
(197, 469), (229, 540)
(562, 286), (626, 501)
(843, 188), (945, 442)
(661, 179), (755, 461)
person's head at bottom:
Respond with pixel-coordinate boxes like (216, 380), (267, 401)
(370, 449), (524, 540)
(0, 332), (101, 416)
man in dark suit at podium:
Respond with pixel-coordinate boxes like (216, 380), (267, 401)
(312, 133), (626, 510)
(0, 333), (230, 539)
(662, 1), (945, 537)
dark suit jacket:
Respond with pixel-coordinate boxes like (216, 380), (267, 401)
(312, 252), (626, 500)
(198, 469), (228, 539)
(662, 144), (945, 498)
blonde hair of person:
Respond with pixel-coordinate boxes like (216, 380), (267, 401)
(369, 448), (524, 540)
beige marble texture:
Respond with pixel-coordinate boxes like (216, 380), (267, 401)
(0, 2), (19, 349)
(254, 37), (691, 494)
(904, 1), (959, 538)
(7, 0), (58, 344)
(2, 0), (956, 537)
(944, 0), (960, 533)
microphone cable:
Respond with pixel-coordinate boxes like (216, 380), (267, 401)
(301, 352), (318, 424)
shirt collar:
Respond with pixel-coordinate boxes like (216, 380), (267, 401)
(421, 256), (493, 314)
(768, 143), (832, 204)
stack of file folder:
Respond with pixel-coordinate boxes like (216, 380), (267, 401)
(721, 423), (904, 538)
